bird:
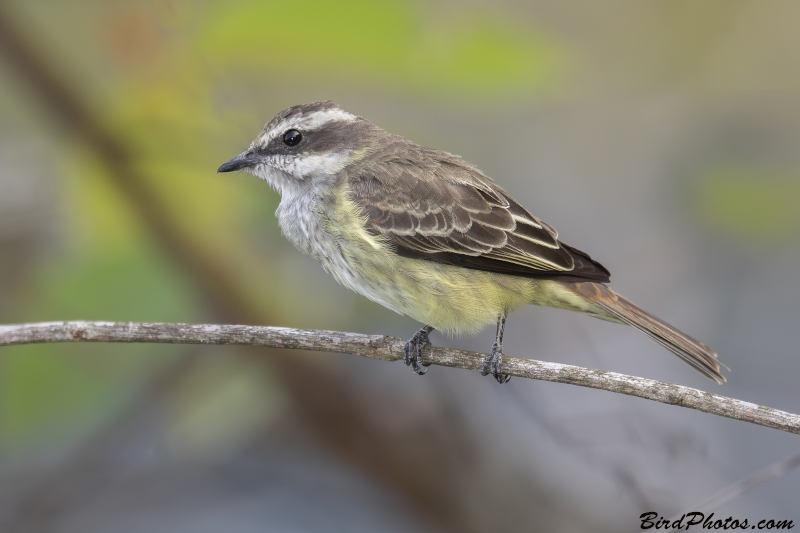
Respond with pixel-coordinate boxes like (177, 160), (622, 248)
(218, 101), (724, 385)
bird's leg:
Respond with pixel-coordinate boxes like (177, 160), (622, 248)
(481, 313), (510, 384)
(403, 325), (434, 375)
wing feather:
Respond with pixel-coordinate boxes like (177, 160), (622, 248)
(348, 141), (610, 282)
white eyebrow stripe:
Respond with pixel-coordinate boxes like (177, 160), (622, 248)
(291, 108), (357, 130)
(258, 108), (357, 146)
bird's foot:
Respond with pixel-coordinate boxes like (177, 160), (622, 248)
(481, 342), (510, 384)
(403, 326), (433, 375)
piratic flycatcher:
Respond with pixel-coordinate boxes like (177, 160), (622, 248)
(218, 101), (724, 384)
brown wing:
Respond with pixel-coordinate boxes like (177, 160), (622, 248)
(347, 140), (610, 282)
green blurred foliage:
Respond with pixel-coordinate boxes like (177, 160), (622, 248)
(201, 0), (564, 100)
(693, 165), (800, 244)
(0, 0), (567, 457)
(13, 0), (799, 461)
(3, 1), (800, 525)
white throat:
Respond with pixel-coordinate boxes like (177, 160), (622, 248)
(249, 164), (330, 258)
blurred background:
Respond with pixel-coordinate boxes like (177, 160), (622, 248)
(1, 0), (799, 531)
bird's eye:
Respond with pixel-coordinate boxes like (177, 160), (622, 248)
(283, 129), (302, 146)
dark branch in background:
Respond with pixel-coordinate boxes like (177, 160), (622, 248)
(0, 6), (479, 533)
(0, 5), (243, 320)
(2, 321), (800, 436)
(3, 4), (795, 530)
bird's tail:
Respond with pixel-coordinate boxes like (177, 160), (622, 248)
(573, 282), (725, 384)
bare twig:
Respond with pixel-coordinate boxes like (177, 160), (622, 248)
(2, 321), (799, 436)
(670, 449), (800, 521)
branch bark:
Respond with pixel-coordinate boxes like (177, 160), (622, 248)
(2, 321), (798, 436)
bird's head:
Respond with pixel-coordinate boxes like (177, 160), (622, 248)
(218, 101), (377, 194)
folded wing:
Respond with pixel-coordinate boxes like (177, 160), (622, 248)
(348, 141), (610, 282)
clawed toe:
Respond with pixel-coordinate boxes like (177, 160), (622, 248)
(403, 325), (433, 376)
(404, 341), (429, 375)
(402, 323), (512, 383)
(481, 343), (510, 384)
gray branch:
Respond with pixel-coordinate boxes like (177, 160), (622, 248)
(1, 321), (798, 436)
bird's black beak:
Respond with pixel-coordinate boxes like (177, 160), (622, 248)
(217, 150), (258, 173)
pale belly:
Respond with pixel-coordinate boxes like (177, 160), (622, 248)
(343, 252), (537, 335)
(316, 236), (568, 335)
(279, 191), (610, 335)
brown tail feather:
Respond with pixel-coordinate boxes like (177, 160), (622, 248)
(574, 282), (725, 384)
